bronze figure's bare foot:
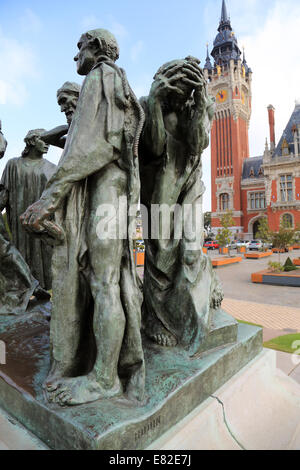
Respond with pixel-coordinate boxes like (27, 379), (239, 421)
(45, 374), (123, 406)
(152, 332), (178, 347)
(210, 282), (224, 310)
(145, 319), (177, 347)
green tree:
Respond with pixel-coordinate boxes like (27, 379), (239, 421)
(270, 221), (296, 261)
(204, 211), (211, 233)
(293, 223), (300, 246)
(216, 210), (234, 256)
(255, 217), (271, 251)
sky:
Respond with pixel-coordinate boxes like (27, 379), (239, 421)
(0, 0), (300, 212)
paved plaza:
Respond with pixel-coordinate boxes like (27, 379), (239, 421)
(1, 249), (300, 449)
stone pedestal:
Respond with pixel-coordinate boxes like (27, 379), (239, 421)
(0, 308), (262, 450)
(148, 349), (300, 450)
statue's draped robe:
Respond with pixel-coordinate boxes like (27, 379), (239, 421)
(0, 214), (38, 314)
(139, 95), (219, 355)
(40, 62), (145, 398)
(1, 157), (56, 290)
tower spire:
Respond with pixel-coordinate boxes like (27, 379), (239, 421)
(221, 0), (229, 23)
(218, 0), (231, 32)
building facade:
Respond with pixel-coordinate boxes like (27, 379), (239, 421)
(204, 0), (300, 239)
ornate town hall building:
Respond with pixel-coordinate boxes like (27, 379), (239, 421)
(204, 0), (300, 238)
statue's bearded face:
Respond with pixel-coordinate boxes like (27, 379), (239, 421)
(34, 137), (49, 155)
(57, 92), (78, 125)
(24, 136), (49, 157)
(74, 36), (96, 76)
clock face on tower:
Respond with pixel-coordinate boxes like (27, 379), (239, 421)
(216, 89), (228, 103)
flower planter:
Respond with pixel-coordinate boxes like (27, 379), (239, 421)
(244, 251), (272, 259)
(272, 247), (292, 253)
(251, 269), (300, 286)
(133, 250), (145, 266)
(293, 259), (300, 266)
(219, 247), (228, 255)
(237, 246), (246, 253)
(212, 256), (242, 267)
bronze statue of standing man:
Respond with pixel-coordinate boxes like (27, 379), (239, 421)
(1, 129), (56, 290)
(21, 29), (145, 406)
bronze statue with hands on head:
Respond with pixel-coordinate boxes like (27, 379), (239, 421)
(139, 56), (223, 355)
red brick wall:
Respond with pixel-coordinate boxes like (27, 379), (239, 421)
(211, 114), (250, 221)
(241, 187), (265, 232)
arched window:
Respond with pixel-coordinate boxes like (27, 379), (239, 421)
(220, 193), (229, 211)
(282, 213), (293, 228)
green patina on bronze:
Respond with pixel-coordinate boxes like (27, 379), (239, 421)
(0, 126), (50, 315)
(41, 81), (81, 149)
(0, 26), (264, 449)
(0, 311), (262, 449)
(139, 56), (224, 354)
(0, 129), (56, 290)
(21, 29), (146, 406)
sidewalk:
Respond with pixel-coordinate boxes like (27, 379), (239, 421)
(222, 297), (300, 331)
(222, 297), (300, 385)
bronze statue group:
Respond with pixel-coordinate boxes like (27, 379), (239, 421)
(0, 29), (223, 407)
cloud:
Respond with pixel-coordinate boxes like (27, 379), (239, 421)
(81, 15), (100, 30)
(80, 15), (128, 42)
(130, 40), (144, 62)
(19, 9), (42, 34)
(110, 20), (128, 41)
(0, 28), (39, 106)
(131, 73), (153, 99)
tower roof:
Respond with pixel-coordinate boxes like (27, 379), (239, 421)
(242, 156), (264, 179)
(210, 0), (243, 68)
(274, 102), (300, 157)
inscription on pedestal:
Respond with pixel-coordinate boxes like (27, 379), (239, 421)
(135, 415), (161, 441)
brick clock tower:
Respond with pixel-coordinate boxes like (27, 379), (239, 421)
(204, 0), (252, 236)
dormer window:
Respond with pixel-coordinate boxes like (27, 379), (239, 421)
(258, 167), (264, 176)
(281, 138), (289, 156)
(249, 167), (255, 177)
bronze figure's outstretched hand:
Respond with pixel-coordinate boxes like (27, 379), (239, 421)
(21, 198), (52, 233)
(21, 200), (65, 246)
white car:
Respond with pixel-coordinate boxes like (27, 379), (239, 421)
(236, 240), (250, 248)
(248, 239), (263, 250)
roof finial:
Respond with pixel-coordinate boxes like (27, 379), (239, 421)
(265, 138), (269, 151)
(204, 42), (212, 70)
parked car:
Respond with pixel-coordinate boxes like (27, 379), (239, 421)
(135, 239), (145, 251)
(236, 240), (250, 249)
(227, 241), (237, 249)
(203, 240), (220, 250)
(248, 239), (263, 250)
